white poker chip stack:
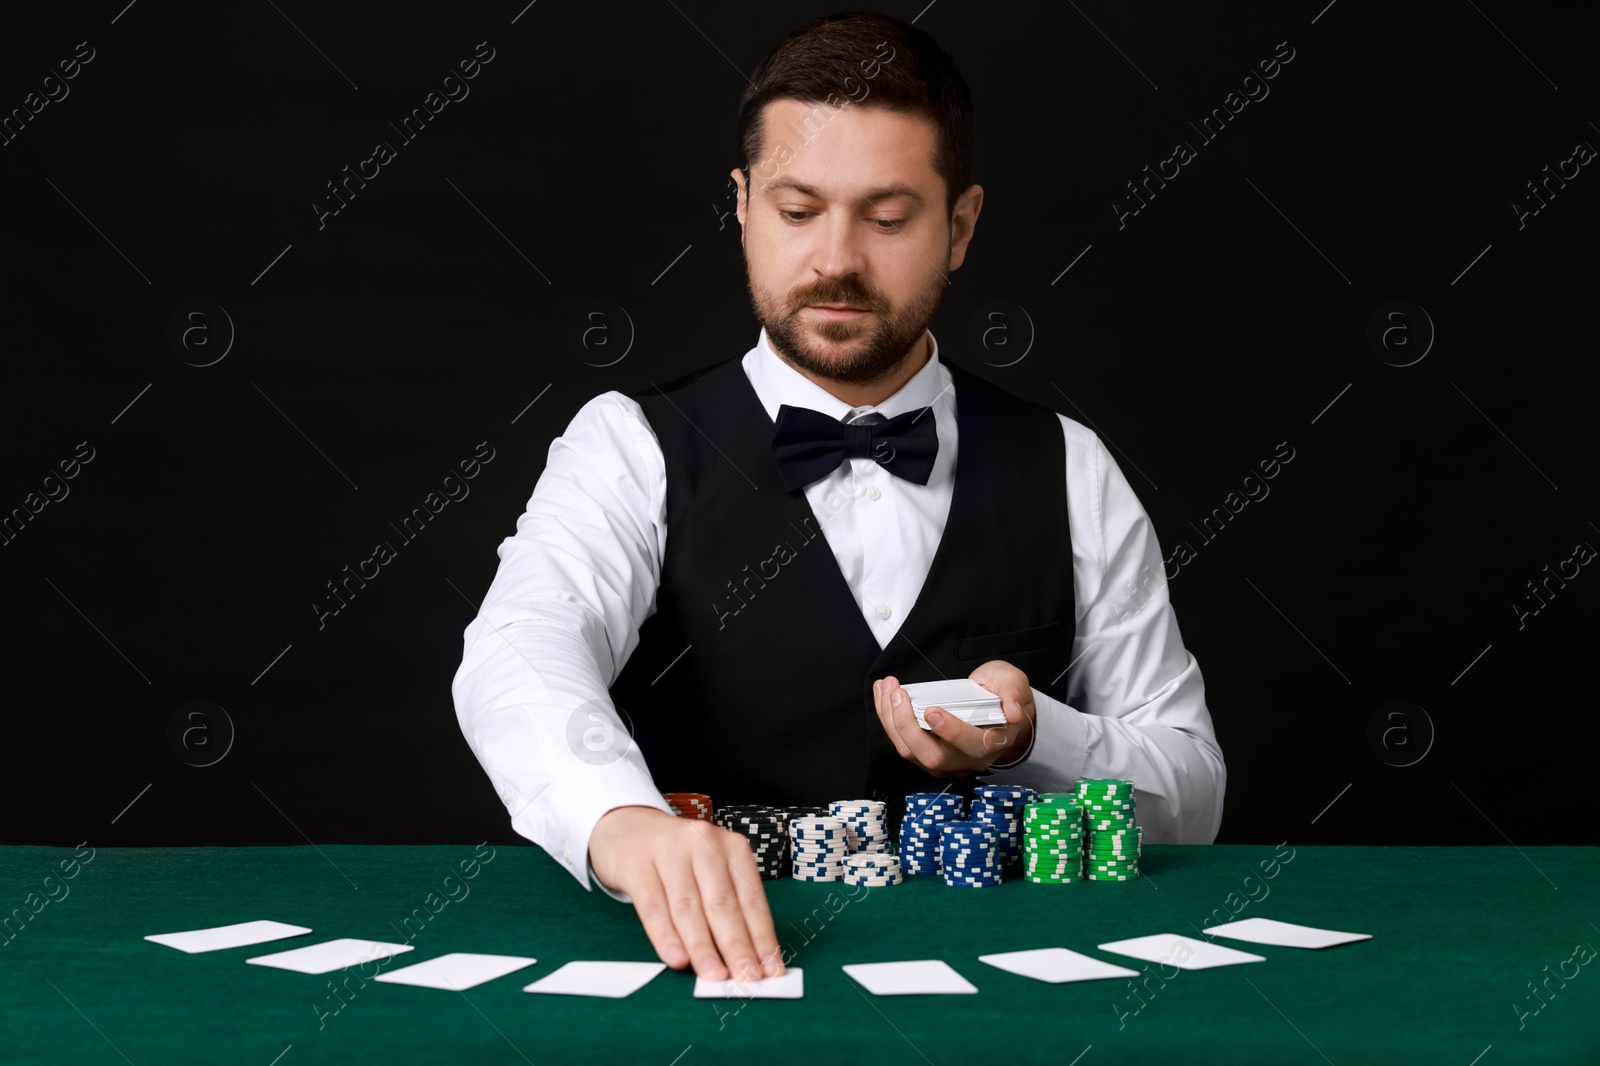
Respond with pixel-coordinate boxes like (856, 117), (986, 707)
(843, 853), (903, 887)
(828, 799), (890, 853)
(789, 817), (849, 881)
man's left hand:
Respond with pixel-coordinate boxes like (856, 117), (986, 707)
(871, 661), (1036, 777)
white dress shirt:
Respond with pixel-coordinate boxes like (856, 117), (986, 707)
(452, 327), (1225, 900)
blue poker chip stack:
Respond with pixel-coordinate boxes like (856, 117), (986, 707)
(970, 784), (1037, 869)
(896, 792), (965, 875)
(939, 821), (1002, 887)
(789, 816), (850, 881)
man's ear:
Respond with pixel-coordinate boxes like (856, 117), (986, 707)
(730, 165), (750, 231)
(948, 183), (983, 272)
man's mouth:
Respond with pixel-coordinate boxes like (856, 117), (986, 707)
(806, 305), (869, 319)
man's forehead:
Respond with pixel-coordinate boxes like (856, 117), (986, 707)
(754, 99), (939, 200)
(758, 175), (928, 206)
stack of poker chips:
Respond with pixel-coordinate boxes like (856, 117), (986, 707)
(713, 804), (791, 880)
(970, 785), (1036, 868)
(662, 792), (713, 820)
(828, 799), (891, 853)
(897, 792), (965, 875)
(938, 821), (1002, 887)
(1022, 794), (1085, 883)
(843, 853), (903, 887)
(1077, 778), (1141, 880)
(789, 816), (850, 881)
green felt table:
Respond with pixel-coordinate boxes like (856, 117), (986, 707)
(2, 843), (1596, 1065)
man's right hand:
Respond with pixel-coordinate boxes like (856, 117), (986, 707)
(587, 805), (785, 982)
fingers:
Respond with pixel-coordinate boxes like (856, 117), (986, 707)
(686, 827), (766, 983)
(872, 677), (913, 760)
(874, 677), (985, 772)
(968, 662), (1034, 725)
(629, 863), (692, 972)
(873, 673), (1036, 773)
(625, 820), (784, 984)
(655, 843), (727, 980)
(878, 678), (952, 767)
(923, 705), (999, 760)
(962, 662), (1036, 764)
(722, 833), (786, 978)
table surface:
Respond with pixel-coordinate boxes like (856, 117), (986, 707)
(2, 843), (1596, 1065)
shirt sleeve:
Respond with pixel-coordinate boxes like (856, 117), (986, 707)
(451, 391), (677, 901)
(978, 416), (1227, 843)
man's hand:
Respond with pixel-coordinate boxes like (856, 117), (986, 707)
(872, 661), (1037, 776)
(587, 806), (785, 982)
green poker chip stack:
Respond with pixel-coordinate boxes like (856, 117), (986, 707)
(1077, 778), (1141, 880)
(1021, 794), (1084, 883)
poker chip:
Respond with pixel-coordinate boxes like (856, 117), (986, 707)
(829, 799), (891, 854)
(1076, 778), (1135, 795)
(939, 821), (1002, 887)
(905, 792), (965, 813)
(790, 817), (850, 880)
(971, 784), (1036, 869)
(897, 793), (964, 876)
(1075, 779), (1142, 881)
(1021, 793), (1085, 885)
(713, 803), (791, 880)
(1088, 841), (1141, 855)
(843, 854), (903, 887)
(662, 792), (714, 820)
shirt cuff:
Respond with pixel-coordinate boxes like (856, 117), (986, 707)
(502, 765), (675, 900)
(979, 687), (1088, 790)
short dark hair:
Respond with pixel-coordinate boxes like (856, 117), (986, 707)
(736, 11), (976, 221)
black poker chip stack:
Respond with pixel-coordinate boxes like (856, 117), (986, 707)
(713, 804), (794, 880)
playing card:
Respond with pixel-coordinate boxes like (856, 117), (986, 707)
(901, 678), (1000, 710)
(1097, 934), (1265, 970)
(842, 960), (978, 995)
(245, 938), (413, 975)
(1203, 917), (1372, 949)
(522, 961), (666, 998)
(144, 920), (312, 954)
(978, 947), (1141, 983)
(693, 968), (804, 998)
(902, 679), (1005, 729)
(373, 953), (538, 990)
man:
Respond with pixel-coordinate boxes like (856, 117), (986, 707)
(452, 11), (1224, 987)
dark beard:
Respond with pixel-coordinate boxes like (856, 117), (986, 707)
(746, 256), (951, 389)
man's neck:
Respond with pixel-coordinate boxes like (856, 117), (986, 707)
(784, 332), (933, 409)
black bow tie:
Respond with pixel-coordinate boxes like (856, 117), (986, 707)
(770, 403), (939, 493)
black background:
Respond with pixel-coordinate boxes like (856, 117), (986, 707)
(1, 1), (1595, 850)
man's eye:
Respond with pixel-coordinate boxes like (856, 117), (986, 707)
(778, 210), (903, 231)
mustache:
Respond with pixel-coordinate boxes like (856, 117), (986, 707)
(793, 289), (880, 311)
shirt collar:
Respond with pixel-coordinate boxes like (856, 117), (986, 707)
(743, 325), (951, 424)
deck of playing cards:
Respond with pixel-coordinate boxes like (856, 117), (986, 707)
(901, 679), (1006, 730)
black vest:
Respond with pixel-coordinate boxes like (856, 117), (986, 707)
(609, 350), (1075, 820)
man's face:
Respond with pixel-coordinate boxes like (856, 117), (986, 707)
(734, 99), (978, 389)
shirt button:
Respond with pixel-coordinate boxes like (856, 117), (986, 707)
(876, 604), (892, 620)
(866, 486), (881, 500)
